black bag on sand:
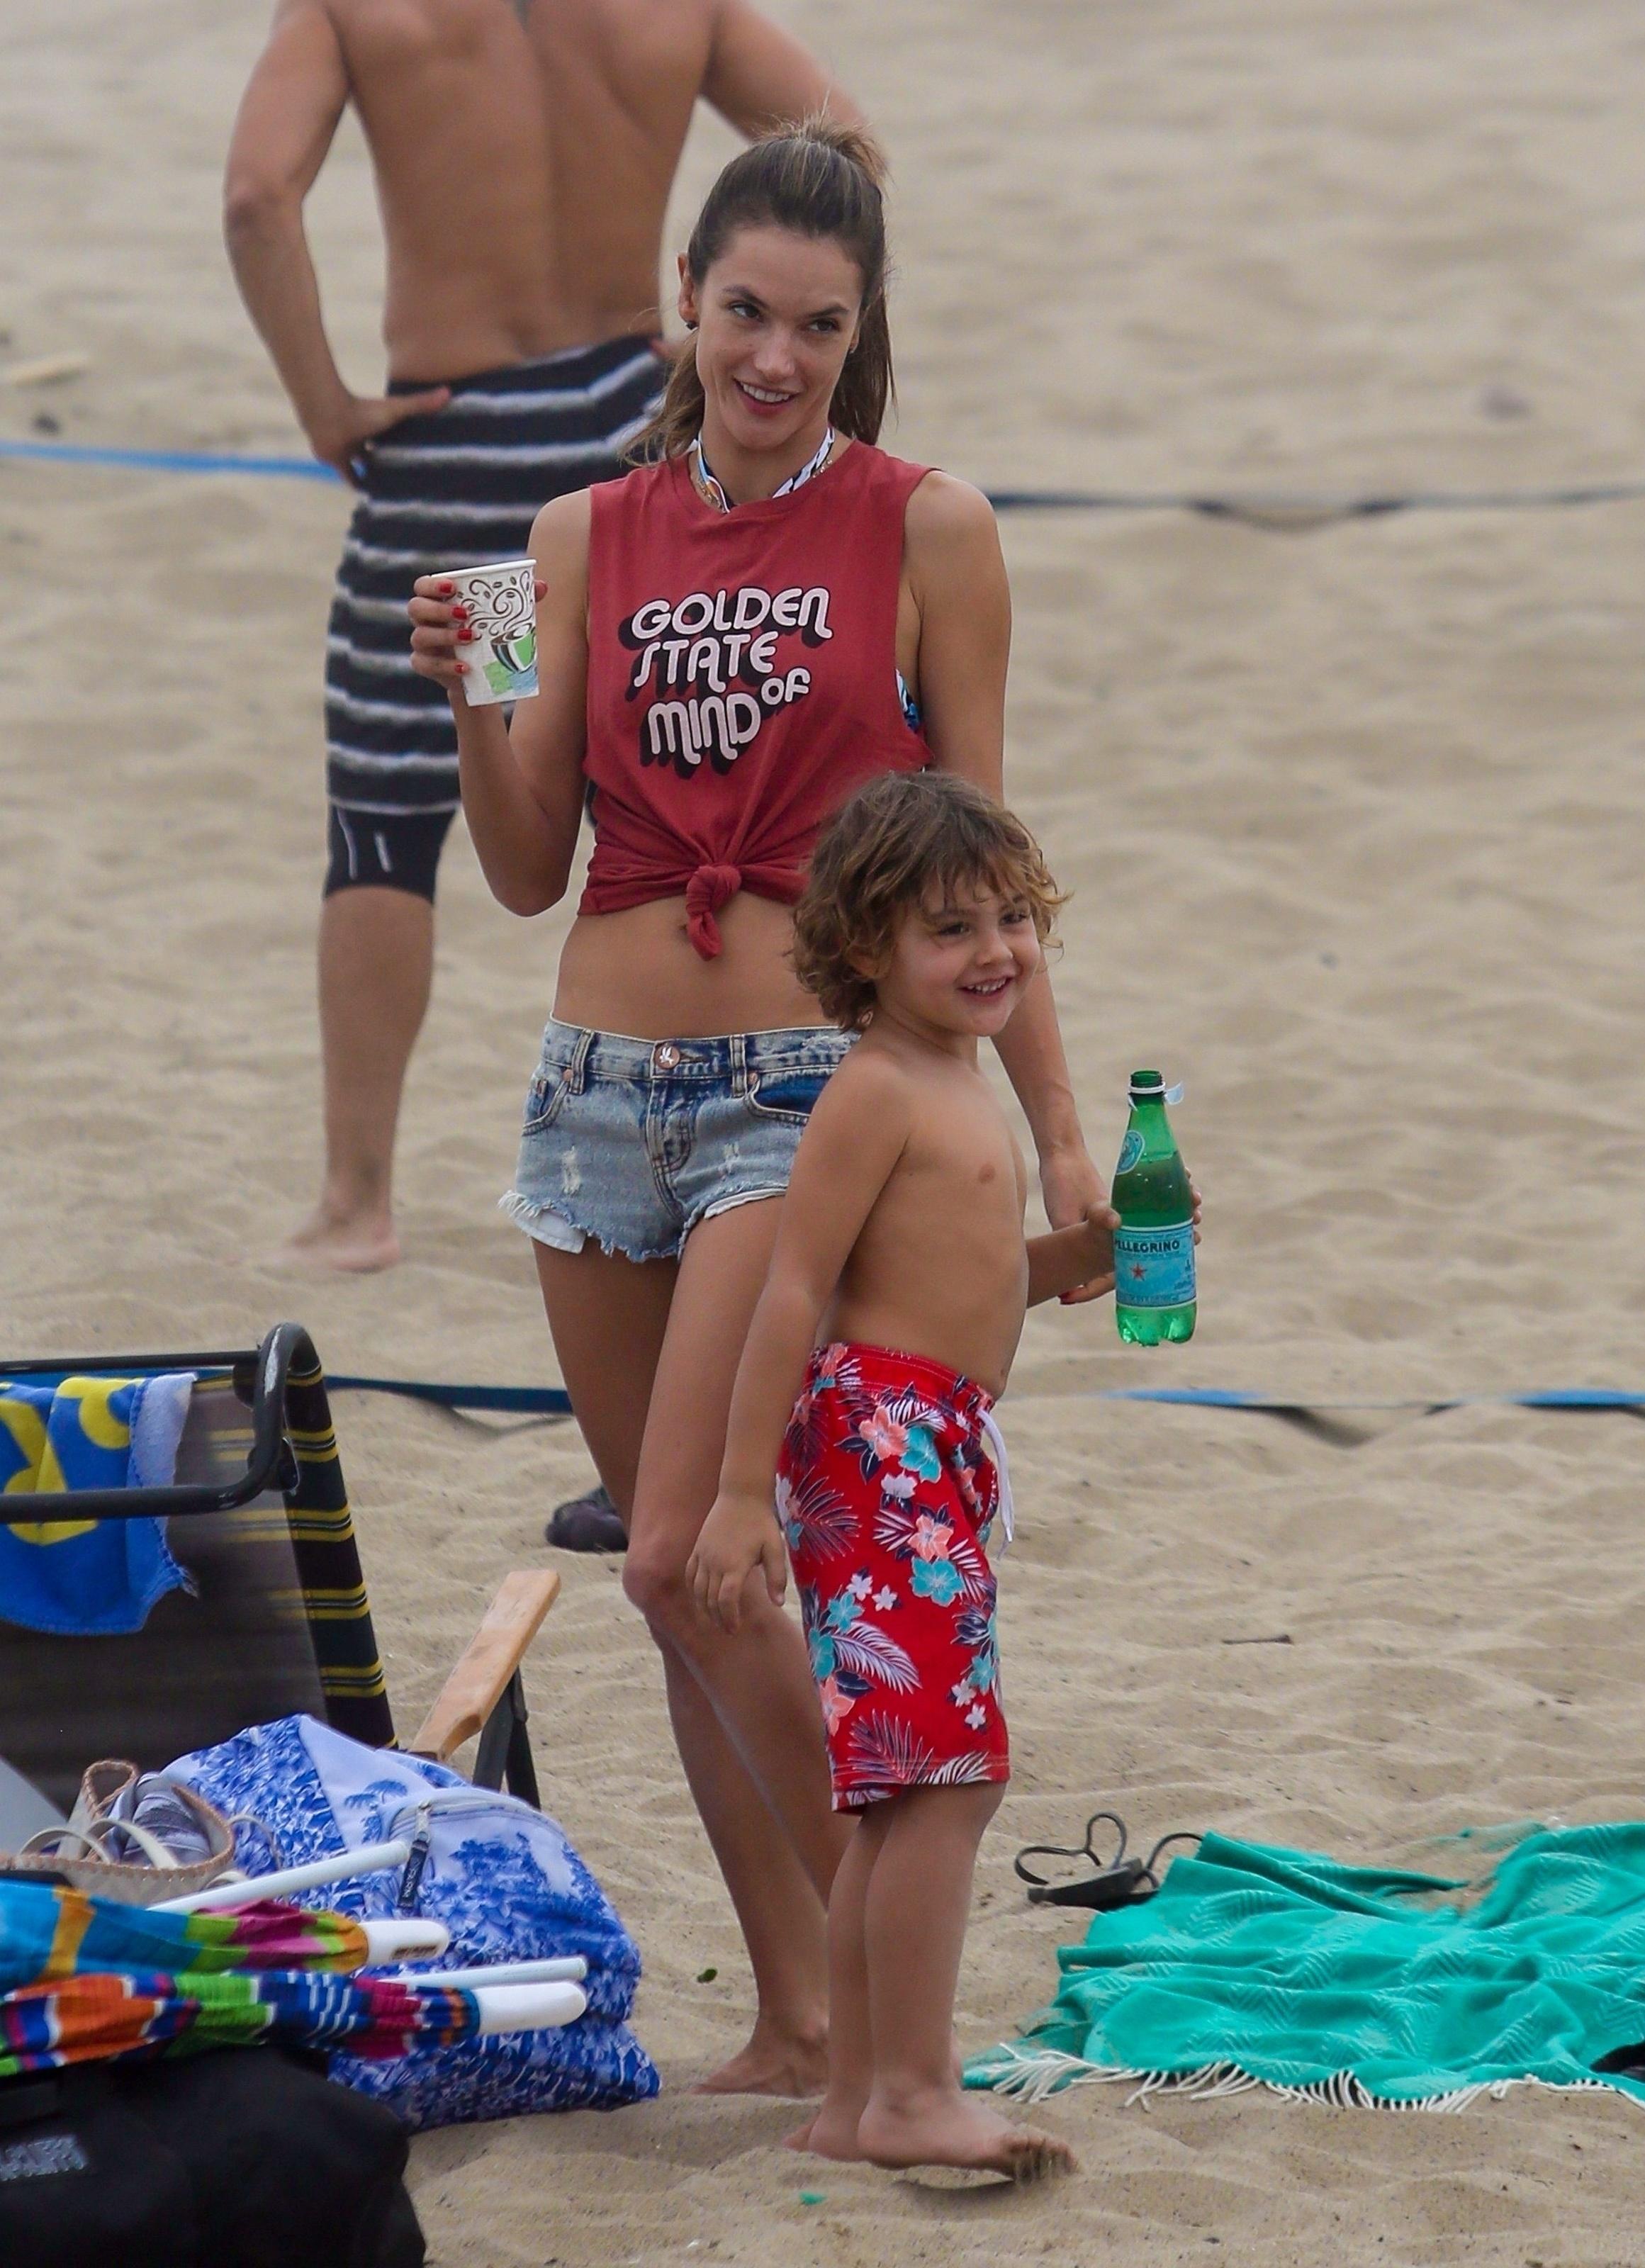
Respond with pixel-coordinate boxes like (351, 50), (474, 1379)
(0, 2046), (425, 2268)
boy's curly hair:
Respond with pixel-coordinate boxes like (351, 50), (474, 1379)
(792, 771), (1067, 1031)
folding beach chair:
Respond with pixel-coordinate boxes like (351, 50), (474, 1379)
(0, 1323), (558, 1814)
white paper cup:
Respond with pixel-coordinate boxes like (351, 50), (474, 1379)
(439, 556), (539, 707)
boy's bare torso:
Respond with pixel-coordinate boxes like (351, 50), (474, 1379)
(325, 0), (731, 379)
(821, 1035), (1032, 1396)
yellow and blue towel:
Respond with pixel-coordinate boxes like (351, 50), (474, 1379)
(0, 1374), (192, 1635)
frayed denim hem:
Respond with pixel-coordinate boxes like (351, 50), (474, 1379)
(695, 1187), (787, 1228)
(498, 1189), (680, 1264)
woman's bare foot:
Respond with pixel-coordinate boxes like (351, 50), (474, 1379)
(693, 2017), (829, 2098)
(783, 2097), (867, 2159)
(279, 1203), (401, 1274)
(858, 2089), (1077, 2181)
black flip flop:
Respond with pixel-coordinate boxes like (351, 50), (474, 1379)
(1014, 1812), (1201, 1911)
(545, 1484), (628, 1554)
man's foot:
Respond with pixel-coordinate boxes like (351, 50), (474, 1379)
(783, 2099), (867, 2159)
(692, 2019), (829, 2099)
(279, 1204), (401, 1274)
(858, 2091), (1077, 2181)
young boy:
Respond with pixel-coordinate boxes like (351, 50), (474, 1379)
(687, 771), (1116, 2180)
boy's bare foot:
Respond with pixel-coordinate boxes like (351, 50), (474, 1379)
(858, 2091), (1076, 2181)
(693, 2017), (829, 2099)
(279, 1204), (401, 1274)
(783, 2099), (867, 2159)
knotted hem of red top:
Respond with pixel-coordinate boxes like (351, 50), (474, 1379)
(580, 860), (806, 958)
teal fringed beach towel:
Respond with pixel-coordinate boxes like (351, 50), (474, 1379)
(967, 1825), (1645, 2111)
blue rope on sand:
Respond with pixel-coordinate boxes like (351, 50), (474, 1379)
(1099, 1387), (1645, 1413)
(326, 1375), (1645, 1420)
(329, 1374), (574, 1416)
(0, 437), (337, 481)
(9, 437), (1645, 519)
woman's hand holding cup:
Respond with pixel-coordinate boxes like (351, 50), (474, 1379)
(408, 571), (549, 702)
(408, 576), (469, 692)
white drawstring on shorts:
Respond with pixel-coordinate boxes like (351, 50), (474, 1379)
(978, 1408), (1016, 1549)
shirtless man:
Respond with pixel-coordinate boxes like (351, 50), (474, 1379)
(224, 0), (858, 1270)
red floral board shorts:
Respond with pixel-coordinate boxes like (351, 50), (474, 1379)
(778, 1342), (1009, 1812)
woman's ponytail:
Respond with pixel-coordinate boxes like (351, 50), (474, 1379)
(829, 287), (892, 449)
(644, 339), (710, 463)
(635, 116), (895, 459)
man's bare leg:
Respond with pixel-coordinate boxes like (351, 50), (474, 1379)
(855, 1785), (1077, 2179)
(287, 886), (432, 1271)
(537, 1231), (841, 2096)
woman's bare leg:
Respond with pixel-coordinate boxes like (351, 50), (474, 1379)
(854, 1785), (1075, 2179)
(535, 1224), (843, 2094)
(622, 1203), (852, 1887)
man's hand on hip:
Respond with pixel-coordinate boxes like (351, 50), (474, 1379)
(308, 386), (451, 486)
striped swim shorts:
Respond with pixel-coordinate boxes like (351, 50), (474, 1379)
(323, 335), (666, 819)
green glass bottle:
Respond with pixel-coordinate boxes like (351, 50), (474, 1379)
(1112, 1070), (1196, 1344)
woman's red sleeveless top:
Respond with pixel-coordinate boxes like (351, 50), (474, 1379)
(580, 442), (933, 958)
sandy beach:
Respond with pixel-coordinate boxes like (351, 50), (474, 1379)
(6, 0), (1645, 2259)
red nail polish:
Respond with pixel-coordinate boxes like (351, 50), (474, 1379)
(437, 582), (454, 595)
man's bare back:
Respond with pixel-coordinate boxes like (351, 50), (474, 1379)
(330, 0), (563, 378)
(341, 0), (841, 373)
(228, 0), (856, 407)
(526, 0), (854, 348)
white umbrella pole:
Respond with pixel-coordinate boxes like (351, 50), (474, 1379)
(155, 1837), (412, 1913)
(472, 1982), (588, 2033)
(380, 1955), (588, 1989)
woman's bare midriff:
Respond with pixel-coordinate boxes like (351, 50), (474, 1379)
(551, 892), (831, 1040)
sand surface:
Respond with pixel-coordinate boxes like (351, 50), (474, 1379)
(6, 0), (1645, 2260)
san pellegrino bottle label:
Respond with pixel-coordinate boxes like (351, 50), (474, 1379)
(1113, 1220), (1196, 1308)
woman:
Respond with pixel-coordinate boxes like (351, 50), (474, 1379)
(410, 122), (1107, 2097)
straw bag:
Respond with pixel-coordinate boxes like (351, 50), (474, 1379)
(4, 1760), (235, 1906)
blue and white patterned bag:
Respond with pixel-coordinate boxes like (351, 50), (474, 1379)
(169, 1715), (658, 2128)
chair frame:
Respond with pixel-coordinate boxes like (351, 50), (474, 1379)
(0, 1324), (557, 1804)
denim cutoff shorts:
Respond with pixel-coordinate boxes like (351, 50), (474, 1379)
(500, 1020), (854, 1263)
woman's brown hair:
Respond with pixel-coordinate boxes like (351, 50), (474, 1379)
(636, 117), (894, 459)
(793, 773), (1067, 1031)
